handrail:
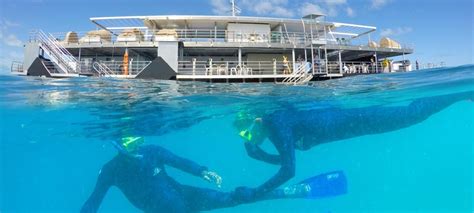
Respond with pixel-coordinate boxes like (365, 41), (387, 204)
(178, 60), (287, 76)
(35, 30), (79, 74)
(93, 62), (113, 76)
(35, 29), (414, 50)
(281, 62), (312, 85)
(10, 61), (24, 73)
(87, 61), (152, 76)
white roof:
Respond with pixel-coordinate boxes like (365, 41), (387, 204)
(90, 15), (376, 37)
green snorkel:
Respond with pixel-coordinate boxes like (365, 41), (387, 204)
(238, 119), (259, 143)
(111, 136), (145, 158)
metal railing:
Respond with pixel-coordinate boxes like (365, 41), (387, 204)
(10, 61), (24, 73)
(281, 62), (313, 85)
(35, 30), (79, 74)
(342, 61), (384, 74)
(32, 29), (415, 51)
(179, 59), (394, 77)
(92, 62), (114, 76)
(178, 60), (301, 76)
(42, 29), (314, 46)
(84, 61), (152, 76)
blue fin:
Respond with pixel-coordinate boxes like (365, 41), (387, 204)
(299, 170), (347, 199)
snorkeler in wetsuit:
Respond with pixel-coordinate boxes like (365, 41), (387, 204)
(81, 137), (347, 213)
(233, 91), (473, 198)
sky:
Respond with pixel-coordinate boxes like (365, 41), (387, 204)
(0, 0), (472, 74)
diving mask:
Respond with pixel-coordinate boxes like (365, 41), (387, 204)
(120, 136), (145, 153)
(239, 120), (258, 142)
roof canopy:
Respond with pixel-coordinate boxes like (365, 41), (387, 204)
(90, 15), (376, 38)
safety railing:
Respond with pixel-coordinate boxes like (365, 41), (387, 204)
(38, 30), (325, 46)
(281, 62), (313, 85)
(92, 62), (114, 76)
(34, 30), (79, 74)
(177, 60), (301, 76)
(342, 61), (384, 74)
(10, 61), (24, 73)
(31, 29), (414, 51)
(81, 61), (152, 76)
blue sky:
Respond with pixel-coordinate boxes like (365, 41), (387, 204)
(0, 0), (472, 74)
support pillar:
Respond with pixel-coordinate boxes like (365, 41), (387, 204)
(292, 48), (296, 73)
(238, 48), (242, 66)
(374, 52), (378, 73)
(338, 50), (342, 74)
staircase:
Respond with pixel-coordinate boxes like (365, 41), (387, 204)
(280, 62), (313, 85)
(93, 62), (114, 76)
(35, 30), (79, 74)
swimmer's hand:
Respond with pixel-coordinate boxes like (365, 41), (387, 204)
(201, 170), (222, 188)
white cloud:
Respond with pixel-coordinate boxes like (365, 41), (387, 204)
(4, 34), (22, 47)
(380, 27), (412, 37)
(300, 2), (326, 16)
(0, 50), (23, 72)
(0, 19), (23, 73)
(241, 0), (294, 17)
(346, 7), (355, 17)
(210, 0), (294, 17)
(210, 0), (229, 15)
(325, 0), (347, 5)
(210, 0), (358, 18)
(298, 0), (353, 17)
(371, 0), (391, 9)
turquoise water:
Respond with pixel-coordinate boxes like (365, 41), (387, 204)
(1, 65), (473, 213)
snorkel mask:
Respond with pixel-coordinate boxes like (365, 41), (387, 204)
(239, 122), (256, 142)
(111, 136), (145, 157)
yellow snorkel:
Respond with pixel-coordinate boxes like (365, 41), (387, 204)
(239, 129), (253, 142)
(121, 136), (145, 153)
(238, 119), (259, 143)
(111, 136), (145, 158)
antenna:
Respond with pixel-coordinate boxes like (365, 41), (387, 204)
(230, 0), (241, 16)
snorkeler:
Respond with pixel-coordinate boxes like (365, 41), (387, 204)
(234, 91), (473, 198)
(81, 137), (347, 213)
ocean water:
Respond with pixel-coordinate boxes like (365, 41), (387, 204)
(0, 65), (473, 213)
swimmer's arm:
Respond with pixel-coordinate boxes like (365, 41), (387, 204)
(152, 146), (207, 177)
(244, 142), (281, 165)
(80, 167), (113, 213)
(255, 136), (295, 196)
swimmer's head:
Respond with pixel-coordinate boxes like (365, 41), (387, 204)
(238, 119), (265, 145)
(233, 110), (255, 131)
(233, 110), (266, 144)
(112, 136), (145, 156)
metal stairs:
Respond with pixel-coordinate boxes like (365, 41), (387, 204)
(36, 30), (79, 75)
(92, 62), (114, 76)
(280, 62), (313, 85)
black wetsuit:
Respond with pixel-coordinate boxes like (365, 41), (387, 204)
(245, 91), (473, 195)
(81, 145), (242, 213)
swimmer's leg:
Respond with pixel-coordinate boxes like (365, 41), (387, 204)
(396, 91), (474, 127)
(180, 185), (242, 212)
(147, 183), (188, 213)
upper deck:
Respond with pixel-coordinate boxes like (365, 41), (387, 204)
(36, 15), (412, 54)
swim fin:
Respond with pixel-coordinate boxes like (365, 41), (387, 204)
(299, 170), (347, 199)
(279, 171), (347, 199)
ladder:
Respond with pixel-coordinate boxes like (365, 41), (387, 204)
(35, 30), (79, 74)
(93, 62), (114, 76)
(280, 62), (313, 85)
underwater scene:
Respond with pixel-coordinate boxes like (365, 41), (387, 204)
(1, 65), (473, 213)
